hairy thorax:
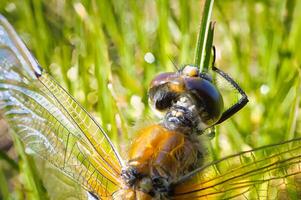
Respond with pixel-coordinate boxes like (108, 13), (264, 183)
(117, 124), (203, 199)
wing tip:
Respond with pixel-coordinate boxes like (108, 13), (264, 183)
(0, 13), (44, 78)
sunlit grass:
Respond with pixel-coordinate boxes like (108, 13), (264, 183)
(0, 0), (300, 199)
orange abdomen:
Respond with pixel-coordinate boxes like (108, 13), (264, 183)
(128, 124), (202, 180)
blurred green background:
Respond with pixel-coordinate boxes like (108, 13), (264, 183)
(0, 0), (300, 199)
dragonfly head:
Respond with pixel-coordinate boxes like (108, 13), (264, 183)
(148, 65), (224, 132)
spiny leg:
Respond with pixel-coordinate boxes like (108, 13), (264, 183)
(212, 46), (248, 125)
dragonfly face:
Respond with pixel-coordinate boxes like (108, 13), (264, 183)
(149, 65), (224, 132)
(1, 14), (301, 200)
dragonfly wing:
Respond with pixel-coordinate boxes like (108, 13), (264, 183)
(0, 15), (123, 198)
(172, 138), (301, 199)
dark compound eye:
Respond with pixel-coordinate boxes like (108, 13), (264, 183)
(199, 73), (213, 82)
(184, 77), (224, 125)
(149, 72), (178, 89)
(148, 72), (184, 111)
(149, 85), (179, 111)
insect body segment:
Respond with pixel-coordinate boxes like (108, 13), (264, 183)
(149, 65), (224, 132)
(120, 124), (203, 199)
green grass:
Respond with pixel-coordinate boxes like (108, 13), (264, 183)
(0, 0), (300, 199)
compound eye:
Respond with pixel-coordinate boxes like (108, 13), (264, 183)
(149, 72), (184, 112)
(184, 77), (224, 125)
(199, 73), (213, 82)
(182, 65), (199, 77)
(149, 86), (179, 111)
(149, 72), (177, 89)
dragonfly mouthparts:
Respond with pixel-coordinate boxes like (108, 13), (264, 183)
(163, 104), (198, 133)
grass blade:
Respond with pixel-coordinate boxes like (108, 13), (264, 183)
(202, 21), (215, 72)
(194, 0), (214, 71)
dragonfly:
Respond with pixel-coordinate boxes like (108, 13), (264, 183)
(1, 14), (301, 200)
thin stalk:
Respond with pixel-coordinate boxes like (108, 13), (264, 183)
(202, 22), (215, 72)
(0, 166), (9, 200)
(194, 0), (214, 71)
(13, 137), (49, 200)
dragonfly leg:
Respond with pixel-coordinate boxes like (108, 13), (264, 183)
(211, 46), (249, 125)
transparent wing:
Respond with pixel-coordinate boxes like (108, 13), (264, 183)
(213, 68), (242, 112)
(0, 14), (123, 198)
(173, 137), (301, 199)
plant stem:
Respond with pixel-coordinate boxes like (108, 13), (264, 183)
(194, 0), (214, 72)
